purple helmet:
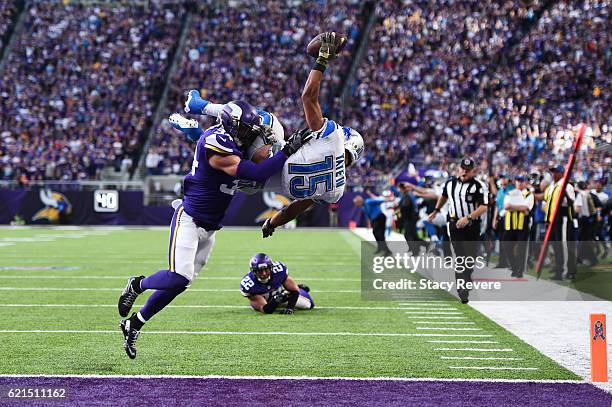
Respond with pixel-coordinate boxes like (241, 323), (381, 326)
(220, 100), (262, 148)
(250, 252), (273, 283)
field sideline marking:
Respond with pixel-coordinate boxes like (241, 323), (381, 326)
(0, 374), (582, 384)
(413, 321), (475, 325)
(441, 356), (524, 361)
(0, 304), (429, 311)
(449, 366), (538, 371)
(428, 341), (498, 344)
(0, 287), (360, 293)
(435, 348), (513, 352)
(404, 311), (463, 315)
(0, 330), (494, 338)
(416, 327), (482, 331)
(0, 275), (363, 282)
(405, 316), (467, 319)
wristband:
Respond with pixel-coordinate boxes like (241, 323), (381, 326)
(313, 61), (327, 72)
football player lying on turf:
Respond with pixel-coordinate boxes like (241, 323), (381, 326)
(240, 253), (314, 314)
(117, 101), (312, 359)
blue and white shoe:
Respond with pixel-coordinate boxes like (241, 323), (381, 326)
(184, 89), (208, 114)
(168, 113), (203, 142)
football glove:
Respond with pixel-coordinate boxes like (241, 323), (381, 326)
(281, 128), (313, 156)
(236, 179), (264, 195)
(316, 32), (338, 67)
(270, 290), (288, 304)
(262, 218), (275, 238)
(260, 125), (277, 145)
(280, 308), (294, 315)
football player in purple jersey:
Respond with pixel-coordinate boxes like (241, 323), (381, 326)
(240, 253), (314, 314)
(117, 101), (312, 359)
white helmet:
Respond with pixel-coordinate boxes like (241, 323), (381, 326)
(343, 127), (364, 166)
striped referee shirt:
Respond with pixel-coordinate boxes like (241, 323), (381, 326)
(442, 176), (488, 220)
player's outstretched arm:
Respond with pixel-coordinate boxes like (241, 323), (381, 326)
(262, 199), (315, 238)
(301, 32), (338, 131)
(248, 294), (267, 313)
(280, 276), (300, 315)
(209, 129), (313, 182)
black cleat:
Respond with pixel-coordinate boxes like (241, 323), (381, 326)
(298, 284), (310, 293)
(458, 289), (469, 304)
(120, 315), (140, 359)
(118, 276), (144, 317)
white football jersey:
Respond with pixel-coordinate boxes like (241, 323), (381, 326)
(265, 118), (346, 203)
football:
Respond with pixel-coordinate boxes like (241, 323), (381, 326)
(306, 32), (348, 58)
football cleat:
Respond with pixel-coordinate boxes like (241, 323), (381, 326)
(184, 89), (208, 114)
(168, 113), (203, 142)
(120, 316), (140, 359)
(298, 284), (310, 293)
(118, 276), (143, 317)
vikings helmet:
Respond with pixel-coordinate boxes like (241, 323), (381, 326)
(250, 252), (273, 283)
(343, 127), (364, 166)
(220, 100), (262, 148)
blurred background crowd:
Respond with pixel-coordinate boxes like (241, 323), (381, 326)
(0, 0), (608, 191)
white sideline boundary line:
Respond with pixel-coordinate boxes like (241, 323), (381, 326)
(416, 327), (482, 331)
(0, 374), (585, 384)
(435, 348), (514, 352)
(404, 312), (463, 315)
(0, 287), (359, 293)
(0, 304), (432, 311)
(441, 356), (524, 361)
(0, 275), (362, 282)
(413, 322), (475, 325)
(428, 341), (499, 344)
(449, 366), (539, 371)
(0, 330), (494, 338)
(405, 316), (467, 319)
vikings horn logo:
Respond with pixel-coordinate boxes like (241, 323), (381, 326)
(255, 192), (291, 223)
(32, 189), (72, 224)
(593, 321), (606, 341)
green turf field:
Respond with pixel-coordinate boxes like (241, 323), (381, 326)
(0, 227), (579, 380)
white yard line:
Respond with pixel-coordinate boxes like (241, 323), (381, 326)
(0, 275), (363, 282)
(416, 327), (482, 331)
(404, 311), (463, 315)
(413, 321), (475, 325)
(428, 341), (499, 344)
(0, 304), (422, 311)
(449, 366), (538, 371)
(405, 316), (468, 319)
(0, 287), (359, 293)
(441, 356), (524, 361)
(0, 373), (585, 384)
(0, 330), (493, 338)
(434, 348), (514, 352)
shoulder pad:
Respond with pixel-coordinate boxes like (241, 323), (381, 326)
(204, 128), (238, 155)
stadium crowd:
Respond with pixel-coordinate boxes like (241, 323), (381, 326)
(0, 0), (607, 189)
(0, 1), (182, 181)
(148, 0), (369, 176)
(0, 1), (20, 54)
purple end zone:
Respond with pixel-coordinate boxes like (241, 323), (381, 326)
(0, 377), (610, 406)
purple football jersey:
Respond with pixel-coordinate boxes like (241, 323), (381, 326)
(239, 261), (288, 297)
(183, 124), (243, 230)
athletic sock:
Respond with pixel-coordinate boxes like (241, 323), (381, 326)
(139, 287), (187, 321)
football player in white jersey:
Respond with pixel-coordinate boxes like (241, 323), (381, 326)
(260, 32), (364, 237)
(171, 34), (364, 237)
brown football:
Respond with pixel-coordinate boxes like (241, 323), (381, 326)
(306, 32), (348, 58)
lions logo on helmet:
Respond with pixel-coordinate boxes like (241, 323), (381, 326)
(342, 127), (364, 166)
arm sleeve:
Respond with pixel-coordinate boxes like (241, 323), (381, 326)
(285, 290), (299, 310)
(236, 152), (288, 183)
(203, 103), (224, 118)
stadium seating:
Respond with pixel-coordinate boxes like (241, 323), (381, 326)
(0, 2), (182, 181)
(0, 0), (608, 184)
(0, 0), (20, 54)
(148, 0), (369, 176)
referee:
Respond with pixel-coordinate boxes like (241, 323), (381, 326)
(428, 158), (488, 303)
